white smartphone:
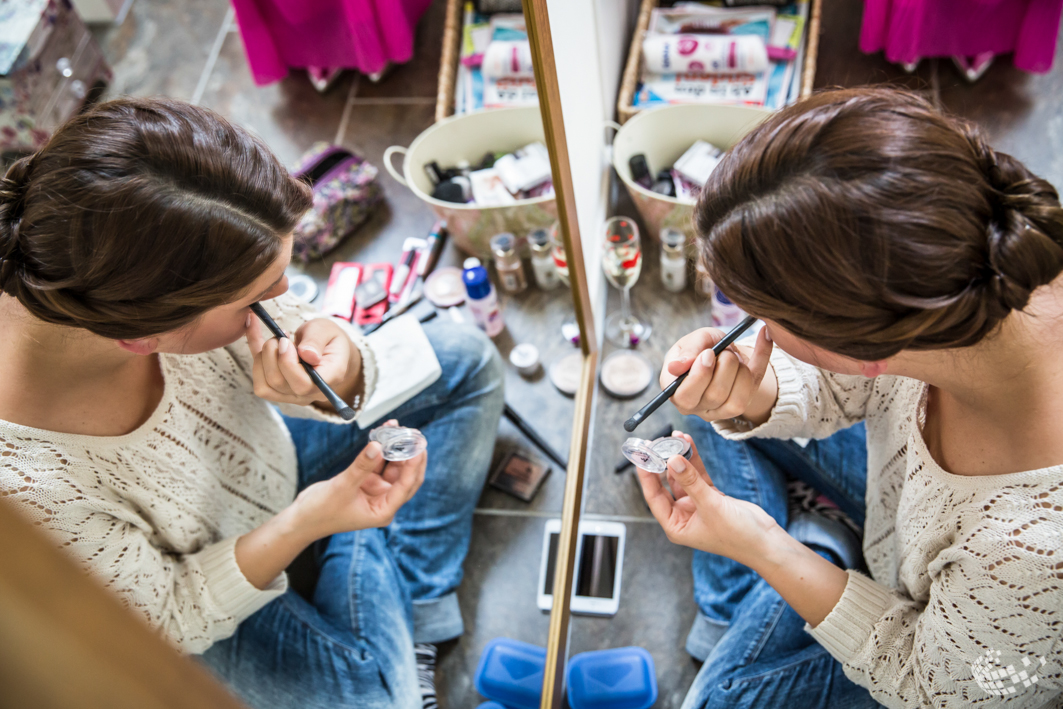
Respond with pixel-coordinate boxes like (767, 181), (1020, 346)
(537, 519), (626, 616)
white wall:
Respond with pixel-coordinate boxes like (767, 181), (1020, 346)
(546, 0), (639, 332)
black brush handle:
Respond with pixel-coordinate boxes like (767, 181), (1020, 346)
(250, 303), (356, 421)
(504, 403), (568, 470)
(624, 316), (757, 432)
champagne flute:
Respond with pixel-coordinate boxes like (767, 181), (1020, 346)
(602, 216), (651, 347)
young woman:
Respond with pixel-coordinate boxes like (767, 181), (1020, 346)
(638, 87), (1063, 708)
(0, 97), (504, 709)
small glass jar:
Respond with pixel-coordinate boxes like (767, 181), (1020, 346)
(660, 228), (688, 293)
(369, 425), (428, 461)
(527, 228), (560, 290)
(621, 435), (691, 474)
(489, 232), (527, 294)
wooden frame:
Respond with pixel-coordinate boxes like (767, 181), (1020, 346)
(521, 1), (599, 707)
(616, 0), (824, 124)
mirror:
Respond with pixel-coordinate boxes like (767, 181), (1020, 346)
(563, 0), (821, 706)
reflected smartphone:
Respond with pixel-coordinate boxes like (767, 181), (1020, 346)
(537, 519), (626, 616)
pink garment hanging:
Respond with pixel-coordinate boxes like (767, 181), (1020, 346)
(860, 0), (1063, 73)
(231, 0), (434, 86)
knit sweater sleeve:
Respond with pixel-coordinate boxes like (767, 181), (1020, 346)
(3, 475), (286, 655)
(226, 291), (378, 423)
(805, 498), (1063, 708)
(713, 348), (880, 441)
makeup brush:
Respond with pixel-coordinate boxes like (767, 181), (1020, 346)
(250, 302), (356, 421)
(624, 315), (757, 432)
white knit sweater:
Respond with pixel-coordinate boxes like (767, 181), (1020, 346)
(715, 349), (1063, 708)
(0, 292), (376, 654)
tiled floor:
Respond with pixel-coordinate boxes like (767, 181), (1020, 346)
(90, 2), (576, 707)
(81, 1), (1063, 707)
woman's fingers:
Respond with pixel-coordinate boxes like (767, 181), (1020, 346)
(275, 335), (318, 398)
(385, 452), (426, 511)
(245, 314), (266, 355)
(701, 348), (740, 412)
(668, 455), (720, 510)
(672, 348), (716, 413)
(637, 468), (676, 525)
(747, 327), (774, 391)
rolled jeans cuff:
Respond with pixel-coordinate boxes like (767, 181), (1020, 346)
(787, 511), (864, 572)
(685, 610), (729, 661)
(412, 592), (464, 644)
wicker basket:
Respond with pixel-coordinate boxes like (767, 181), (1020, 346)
(616, 0), (823, 124)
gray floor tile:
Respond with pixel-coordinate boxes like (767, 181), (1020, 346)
(439, 513), (554, 708)
(568, 521), (699, 709)
(197, 33), (356, 167)
(90, 0), (231, 101)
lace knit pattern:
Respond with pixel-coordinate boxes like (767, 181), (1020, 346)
(0, 293), (376, 654)
(717, 350), (1063, 708)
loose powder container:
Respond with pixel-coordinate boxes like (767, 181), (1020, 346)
(509, 343), (542, 377)
(599, 350), (653, 398)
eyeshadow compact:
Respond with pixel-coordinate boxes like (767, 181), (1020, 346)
(369, 425), (428, 461)
(620, 435), (691, 474)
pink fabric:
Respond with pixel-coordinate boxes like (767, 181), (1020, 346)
(231, 0), (434, 86)
(860, 0), (1063, 73)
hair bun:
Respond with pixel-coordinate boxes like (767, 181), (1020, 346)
(0, 156), (34, 293)
(978, 145), (1063, 317)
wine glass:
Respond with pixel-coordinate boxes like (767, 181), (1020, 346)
(602, 216), (651, 347)
(549, 221), (581, 346)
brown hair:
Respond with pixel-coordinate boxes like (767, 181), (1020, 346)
(0, 96), (312, 340)
(696, 87), (1063, 360)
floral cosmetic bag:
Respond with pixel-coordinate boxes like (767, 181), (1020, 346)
(290, 142), (383, 263)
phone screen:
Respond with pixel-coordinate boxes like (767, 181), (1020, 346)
(543, 532), (620, 599)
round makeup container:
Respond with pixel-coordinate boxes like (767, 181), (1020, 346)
(369, 425), (428, 461)
(621, 435), (691, 474)
(549, 351), (583, 396)
(599, 351), (654, 399)
(509, 343), (542, 377)
(424, 267), (466, 307)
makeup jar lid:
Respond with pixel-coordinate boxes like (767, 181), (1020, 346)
(549, 351), (582, 396)
(600, 351), (654, 399)
(287, 273), (319, 303)
(509, 343), (541, 376)
(424, 267), (466, 307)
(369, 425), (427, 461)
(620, 435), (690, 474)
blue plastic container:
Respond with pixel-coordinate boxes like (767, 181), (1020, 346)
(566, 647), (658, 709)
(476, 703), (511, 709)
(474, 638), (547, 709)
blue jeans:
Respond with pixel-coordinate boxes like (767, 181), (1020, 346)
(198, 319), (505, 709)
(681, 418), (882, 709)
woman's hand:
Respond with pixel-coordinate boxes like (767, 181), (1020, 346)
(662, 326), (776, 425)
(636, 432), (781, 565)
(246, 315), (362, 411)
(637, 433), (851, 630)
(234, 422), (425, 590)
(293, 422), (426, 540)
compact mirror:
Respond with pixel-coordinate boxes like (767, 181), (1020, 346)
(621, 435), (691, 474)
(369, 425), (428, 462)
